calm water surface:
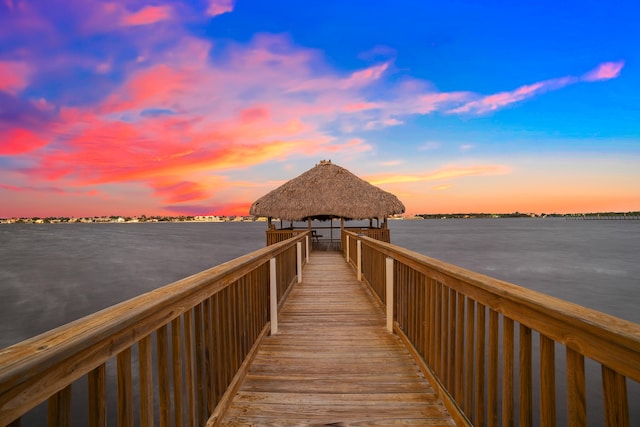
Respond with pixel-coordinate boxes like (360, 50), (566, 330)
(1, 219), (638, 347)
(389, 218), (640, 324)
(0, 222), (265, 348)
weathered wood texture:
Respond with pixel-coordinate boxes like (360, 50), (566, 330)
(0, 233), (308, 426)
(218, 252), (455, 426)
(344, 230), (640, 427)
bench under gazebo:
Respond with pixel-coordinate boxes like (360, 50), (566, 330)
(249, 160), (405, 249)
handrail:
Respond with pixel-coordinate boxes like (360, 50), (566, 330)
(0, 232), (309, 426)
(343, 229), (640, 427)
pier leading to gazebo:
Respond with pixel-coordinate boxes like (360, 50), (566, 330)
(250, 160), (404, 250)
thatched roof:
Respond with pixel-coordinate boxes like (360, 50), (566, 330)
(249, 160), (405, 221)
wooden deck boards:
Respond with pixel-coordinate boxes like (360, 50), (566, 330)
(219, 251), (455, 426)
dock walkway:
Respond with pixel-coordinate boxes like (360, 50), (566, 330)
(219, 251), (455, 426)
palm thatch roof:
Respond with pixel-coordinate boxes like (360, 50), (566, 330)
(250, 160), (405, 221)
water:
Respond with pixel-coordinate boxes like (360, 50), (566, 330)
(0, 222), (266, 348)
(1, 218), (638, 346)
(388, 218), (640, 324)
(0, 218), (638, 425)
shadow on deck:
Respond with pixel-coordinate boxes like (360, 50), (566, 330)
(216, 252), (455, 426)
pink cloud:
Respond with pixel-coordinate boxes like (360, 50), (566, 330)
(342, 62), (389, 88)
(582, 61), (624, 82)
(448, 76), (579, 115)
(152, 180), (212, 203)
(3, 4), (626, 219)
(0, 128), (48, 154)
(0, 61), (30, 94)
(206, 0), (235, 17)
(120, 5), (173, 26)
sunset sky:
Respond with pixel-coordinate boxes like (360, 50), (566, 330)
(1, 1), (639, 217)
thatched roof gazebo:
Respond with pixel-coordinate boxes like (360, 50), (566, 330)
(250, 160), (405, 248)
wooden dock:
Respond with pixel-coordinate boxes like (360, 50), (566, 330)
(217, 251), (455, 426)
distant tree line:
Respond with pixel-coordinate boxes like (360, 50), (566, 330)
(416, 211), (640, 219)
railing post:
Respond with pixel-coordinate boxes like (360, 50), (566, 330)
(305, 235), (310, 263)
(346, 235), (350, 262)
(386, 257), (394, 332)
(296, 241), (302, 283)
(356, 239), (362, 281)
(269, 257), (278, 335)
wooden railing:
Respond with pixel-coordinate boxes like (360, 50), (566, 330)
(269, 227), (388, 251)
(0, 232), (309, 427)
(343, 230), (640, 427)
(265, 229), (307, 246)
(341, 228), (389, 251)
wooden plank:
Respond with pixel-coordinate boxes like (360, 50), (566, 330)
(474, 303), (486, 426)
(602, 365), (629, 427)
(116, 348), (132, 427)
(566, 347), (586, 427)
(502, 318), (515, 427)
(156, 325), (170, 427)
(217, 252), (455, 426)
(488, 309), (499, 427)
(47, 384), (71, 427)
(138, 336), (154, 427)
(182, 310), (196, 427)
(540, 334), (556, 427)
(88, 364), (106, 427)
(519, 325), (532, 427)
(171, 318), (184, 427)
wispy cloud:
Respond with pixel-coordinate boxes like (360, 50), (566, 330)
(0, 61), (30, 94)
(418, 142), (441, 151)
(582, 61), (624, 81)
(207, 0), (235, 17)
(447, 61), (623, 115)
(120, 5), (173, 26)
(459, 144), (474, 152)
(366, 164), (511, 186)
(447, 77), (576, 114)
(380, 160), (405, 167)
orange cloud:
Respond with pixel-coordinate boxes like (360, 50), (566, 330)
(582, 61), (625, 82)
(366, 164), (511, 185)
(121, 5), (172, 26)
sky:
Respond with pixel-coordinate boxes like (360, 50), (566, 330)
(1, 0), (639, 217)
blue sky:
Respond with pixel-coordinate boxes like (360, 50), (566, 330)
(1, 0), (638, 216)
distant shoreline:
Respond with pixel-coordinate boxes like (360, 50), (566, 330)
(2, 211), (639, 224)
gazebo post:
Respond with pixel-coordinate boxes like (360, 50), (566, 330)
(330, 217), (333, 249)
